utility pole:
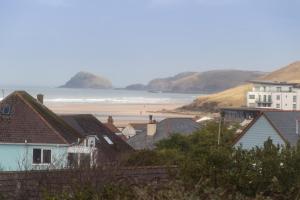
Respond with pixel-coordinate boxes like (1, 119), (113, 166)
(217, 111), (225, 145)
(1, 89), (4, 99)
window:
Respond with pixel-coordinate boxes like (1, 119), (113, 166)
(293, 104), (297, 110)
(276, 95), (280, 100)
(33, 149), (41, 164)
(103, 136), (113, 145)
(43, 150), (51, 164)
(293, 96), (297, 103)
(1, 105), (11, 115)
(276, 87), (282, 92)
(276, 104), (280, 109)
(33, 149), (51, 164)
(263, 95), (267, 102)
(249, 95), (255, 99)
(268, 95), (272, 102)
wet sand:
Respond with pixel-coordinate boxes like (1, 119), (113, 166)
(46, 102), (196, 126)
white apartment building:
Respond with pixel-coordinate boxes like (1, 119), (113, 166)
(247, 81), (300, 110)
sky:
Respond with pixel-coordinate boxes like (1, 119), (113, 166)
(0, 0), (300, 87)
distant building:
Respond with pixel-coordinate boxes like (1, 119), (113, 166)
(234, 111), (300, 149)
(247, 80), (300, 110)
(127, 117), (200, 150)
(0, 91), (90, 171)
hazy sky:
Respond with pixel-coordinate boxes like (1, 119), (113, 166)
(0, 0), (300, 87)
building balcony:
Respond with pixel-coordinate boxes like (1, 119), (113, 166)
(256, 100), (272, 104)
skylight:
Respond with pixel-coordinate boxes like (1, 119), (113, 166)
(1, 105), (11, 115)
(103, 136), (113, 145)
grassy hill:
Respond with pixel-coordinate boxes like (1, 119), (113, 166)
(182, 61), (300, 112)
(127, 70), (265, 93)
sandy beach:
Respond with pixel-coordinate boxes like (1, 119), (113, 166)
(47, 102), (196, 126)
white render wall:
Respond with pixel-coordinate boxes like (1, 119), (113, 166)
(247, 84), (300, 110)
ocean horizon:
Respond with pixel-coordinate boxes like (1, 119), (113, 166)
(0, 87), (199, 105)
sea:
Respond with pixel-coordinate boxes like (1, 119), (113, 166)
(0, 87), (202, 123)
(0, 87), (199, 105)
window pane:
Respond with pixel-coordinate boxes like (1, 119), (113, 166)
(43, 150), (51, 164)
(33, 149), (41, 164)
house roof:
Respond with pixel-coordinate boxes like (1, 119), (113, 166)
(129, 123), (148, 132)
(60, 114), (133, 162)
(127, 118), (200, 150)
(248, 80), (299, 86)
(153, 118), (200, 142)
(104, 123), (120, 134)
(235, 111), (300, 146)
(0, 91), (82, 144)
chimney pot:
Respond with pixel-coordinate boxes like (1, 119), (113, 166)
(149, 115), (153, 123)
(108, 116), (114, 124)
(37, 94), (44, 104)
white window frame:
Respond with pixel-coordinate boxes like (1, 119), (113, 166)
(32, 148), (52, 166)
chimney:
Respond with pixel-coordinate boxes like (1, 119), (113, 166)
(37, 94), (44, 104)
(147, 115), (157, 136)
(149, 115), (153, 123)
(107, 116), (114, 124)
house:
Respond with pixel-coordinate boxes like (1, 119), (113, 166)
(104, 116), (127, 141)
(234, 111), (300, 149)
(0, 91), (90, 171)
(247, 80), (300, 110)
(127, 117), (200, 150)
(61, 114), (133, 164)
(122, 123), (148, 139)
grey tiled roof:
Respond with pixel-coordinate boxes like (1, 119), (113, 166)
(153, 118), (200, 143)
(127, 118), (200, 150)
(264, 111), (300, 146)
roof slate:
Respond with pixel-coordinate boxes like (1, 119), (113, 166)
(130, 123), (147, 132)
(263, 111), (300, 146)
(127, 118), (200, 150)
(0, 91), (82, 144)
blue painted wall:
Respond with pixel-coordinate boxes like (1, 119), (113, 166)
(235, 116), (285, 150)
(0, 144), (68, 171)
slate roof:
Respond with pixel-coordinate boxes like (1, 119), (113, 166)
(0, 91), (82, 144)
(235, 111), (300, 146)
(154, 118), (200, 142)
(130, 123), (147, 132)
(127, 118), (200, 150)
(61, 114), (134, 162)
